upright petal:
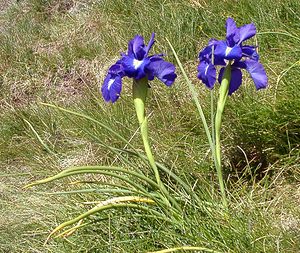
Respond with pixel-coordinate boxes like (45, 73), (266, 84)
(101, 74), (123, 103)
(129, 35), (146, 60)
(244, 60), (268, 90)
(146, 58), (177, 86)
(238, 23), (256, 43)
(226, 17), (239, 47)
(197, 61), (216, 89)
(144, 33), (155, 57)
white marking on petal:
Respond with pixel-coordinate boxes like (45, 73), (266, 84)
(225, 46), (232, 56)
(107, 79), (115, 90)
(204, 65), (209, 75)
(133, 59), (143, 69)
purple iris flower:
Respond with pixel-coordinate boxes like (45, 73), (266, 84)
(197, 18), (267, 94)
(101, 33), (177, 103)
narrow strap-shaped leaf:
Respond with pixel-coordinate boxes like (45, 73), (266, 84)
(40, 103), (146, 160)
(46, 197), (166, 239)
(26, 170), (152, 195)
(166, 39), (215, 165)
(42, 188), (135, 195)
(24, 119), (56, 155)
(147, 246), (222, 253)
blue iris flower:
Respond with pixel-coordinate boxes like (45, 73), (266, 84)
(101, 33), (177, 103)
(197, 18), (268, 94)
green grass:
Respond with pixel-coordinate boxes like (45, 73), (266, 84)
(0, 0), (300, 252)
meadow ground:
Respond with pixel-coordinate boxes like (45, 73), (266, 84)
(0, 0), (299, 252)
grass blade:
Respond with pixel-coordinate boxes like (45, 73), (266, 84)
(23, 119), (55, 155)
(148, 246), (222, 253)
(46, 196), (158, 239)
(166, 39), (216, 167)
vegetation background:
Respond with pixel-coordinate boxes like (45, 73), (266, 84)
(0, 0), (299, 252)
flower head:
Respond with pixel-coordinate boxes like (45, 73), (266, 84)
(101, 33), (177, 103)
(197, 18), (267, 94)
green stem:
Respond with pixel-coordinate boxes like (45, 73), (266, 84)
(132, 78), (181, 212)
(133, 78), (161, 185)
(215, 63), (231, 208)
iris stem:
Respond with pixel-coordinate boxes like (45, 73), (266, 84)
(215, 63), (231, 208)
(132, 78), (181, 213)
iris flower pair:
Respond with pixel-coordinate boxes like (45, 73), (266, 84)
(197, 18), (268, 94)
(101, 18), (268, 102)
(101, 33), (177, 103)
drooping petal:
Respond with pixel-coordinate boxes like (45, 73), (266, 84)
(101, 74), (112, 102)
(218, 67), (224, 84)
(214, 40), (242, 60)
(218, 67), (243, 95)
(108, 61), (125, 77)
(199, 41), (226, 66)
(128, 35), (146, 60)
(238, 23), (256, 43)
(213, 55), (227, 66)
(199, 45), (212, 61)
(145, 56), (160, 81)
(242, 45), (259, 61)
(229, 68), (243, 95)
(197, 61), (216, 89)
(121, 56), (137, 78)
(109, 75), (123, 102)
(146, 58), (177, 86)
(144, 33), (155, 57)
(244, 60), (268, 90)
(232, 60), (247, 69)
(226, 17), (239, 47)
(101, 74), (123, 103)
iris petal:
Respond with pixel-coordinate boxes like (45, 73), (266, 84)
(108, 61), (125, 77)
(144, 33), (155, 57)
(242, 45), (259, 61)
(101, 74), (123, 103)
(197, 61), (216, 89)
(121, 56), (137, 78)
(238, 23), (256, 43)
(199, 45), (212, 61)
(226, 18), (239, 47)
(215, 41), (242, 60)
(101, 74), (112, 102)
(244, 60), (268, 90)
(121, 55), (150, 80)
(229, 68), (243, 95)
(129, 35), (146, 60)
(218, 67), (243, 95)
(146, 58), (177, 86)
